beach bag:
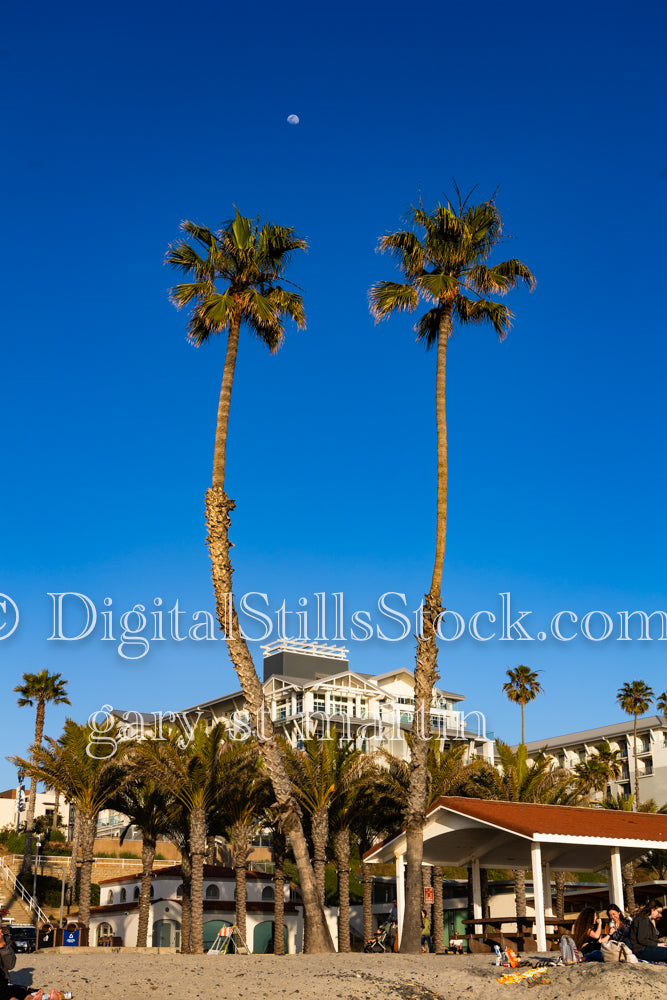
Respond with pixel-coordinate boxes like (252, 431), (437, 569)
(601, 938), (639, 964)
(559, 935), (582, 964)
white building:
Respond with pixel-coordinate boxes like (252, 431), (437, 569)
(162, 640), (495, 764)
(523, 715), (667, 805)
(0, 788), (72, 833)
(90, 864), (304, 952)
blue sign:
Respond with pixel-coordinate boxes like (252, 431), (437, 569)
(63, 930), (79, 947)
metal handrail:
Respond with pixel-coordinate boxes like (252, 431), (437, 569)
(0, 855), (49, 926)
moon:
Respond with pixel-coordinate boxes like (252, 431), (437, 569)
(287, 114), (299, 125)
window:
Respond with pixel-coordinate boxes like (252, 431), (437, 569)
(332, 697), (349, 716)
(276, 700), (288, 721)
(262, 886), (275, 901)
(120, 888), (127, 903)
(133, 886), (140, 900)
(176, 884), (184, 897)
(313, 694), (326, 713)
(359, 699), (367, 719)
(295, 695), (303, 714)
(205, 884), (220, 900)
(106, 891), (114, 904)
(150, 886), (154, 898)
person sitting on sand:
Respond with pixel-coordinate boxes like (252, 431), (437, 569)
(629, 899), (667, 962)
(605, 903), (631, 943)
(572, 906), (604, 961)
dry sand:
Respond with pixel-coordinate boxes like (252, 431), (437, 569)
(8, 952), (667, 1000)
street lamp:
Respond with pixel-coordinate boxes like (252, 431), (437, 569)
(32, 835), (42, 918)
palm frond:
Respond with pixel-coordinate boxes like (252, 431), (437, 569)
(453, 296), (513, 339)
(369, 281), (419, 320)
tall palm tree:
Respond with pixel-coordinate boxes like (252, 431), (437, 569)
(502, 666), (543, 745)
(617, 680), (654, 809)
(656, 692), (667, 716)
(167, 214), (332, 953)
(14, 671), (70, 873)
(108, 776), (175, 947)
(135, 722), (226, 954)
(11, 718), (126, 929)
(369, 190), (535, 950)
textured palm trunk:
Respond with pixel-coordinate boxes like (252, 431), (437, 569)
(204, 315), (333, 953)
(272, 829), (286, 955)
(205, 488), (333, 952)
(180, 852), (192, 954)
(623, 862), (636, 912)
(232, 821), (249, 943)
(432, 865), (444, 953)
(21, 701), (45, 874)
(423, 864), (433, 943)
(312, 808), (328, 906)
(633, 717), (640, 809)
(206, 834), (217, 865)
(360, 859), (373, 946)
(554, 871), (565, 919)
(189, 807), (206, 954)
(521, 704), (526, 746)
(67, 810), (81, 903)
(404, 314), (448, 952)
(52, 787), (60, 832)
(77, 812), (96, 929)
(334, 827), (351, 953)
(136, 837), (156, 948)
(513, 869), (527, 917)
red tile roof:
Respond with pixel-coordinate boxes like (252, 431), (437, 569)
(432, 797), (667, 842)
(97, 864), (274, 886)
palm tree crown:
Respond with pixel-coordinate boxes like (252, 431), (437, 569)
(166, 212), (306, 489)
(502, 665), (543, 745)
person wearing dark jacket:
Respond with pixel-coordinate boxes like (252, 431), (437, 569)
(629, 899), (667, 962)
(0, 924), (31, 1000)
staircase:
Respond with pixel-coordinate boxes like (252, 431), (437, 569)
(0, 856), (48, 926)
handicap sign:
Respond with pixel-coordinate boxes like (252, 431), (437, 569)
(63, 930), (79, 947)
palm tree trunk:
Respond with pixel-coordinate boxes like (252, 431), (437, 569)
(67, 810), (81, 904)
(205, 486), (333, 953)
(180, 852), (192, 954)
(633, 715), (640, 809)
(272, 829), (286, 955)
(404, 314), (449, 952)
(206, 834), (217, 865)
(423, 864), (433, 942)
(521, 704), (525, 746)
(21, 700), (46, 874)
(360, 859), (373, 947)
(189, 807), (206, 955)
(232, 822), (249, 944)
(513, 869), (527, 918)
(334, 828), (350, 953)
(312, 808), (328, 906)
(623, 862), (636, 913)
(211, 319), (240, 489)
(136, 837), (156, 948)
(554, 871), (565, 920)
(52, 787), (60, 832)
(432, 865), (444, 954)
(77, 812), (96, 929)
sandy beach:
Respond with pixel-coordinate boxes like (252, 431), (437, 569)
(8, 952), (667, 1000)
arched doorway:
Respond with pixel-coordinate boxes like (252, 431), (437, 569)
(152, 919), (181, 949)
(253, 920), (288, 954)
(203, 919), (233, 952)
(96, 922), (113, 945)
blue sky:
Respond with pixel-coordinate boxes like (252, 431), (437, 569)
(2, 0), (667, 789)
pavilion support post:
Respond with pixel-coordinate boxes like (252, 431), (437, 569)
(530, 842), (547, 953)
(471, 858), (483, 935)
(396, 853), (405, 951)
(609, 847), (625, 913)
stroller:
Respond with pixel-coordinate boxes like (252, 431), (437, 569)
(364, 919), (396, 953)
